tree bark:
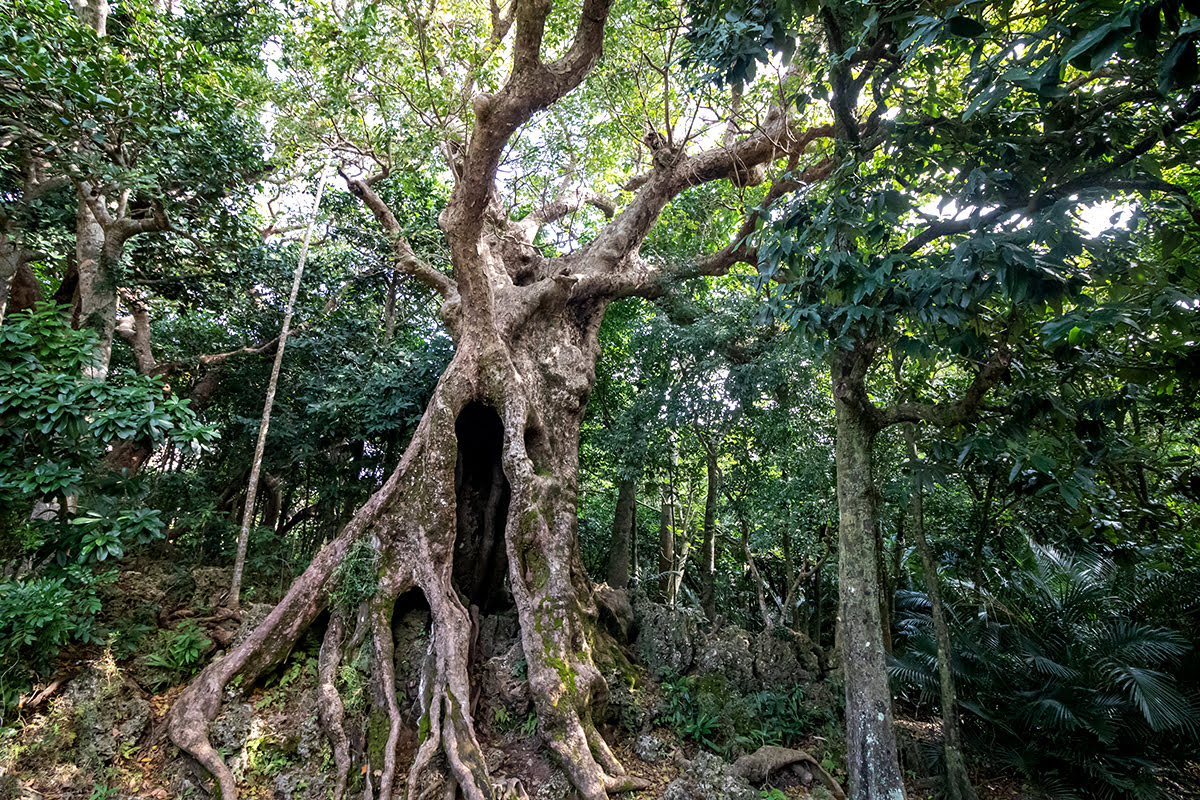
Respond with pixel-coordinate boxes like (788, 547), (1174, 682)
(700, 446), (719, 619)
(904, 423), (978, 800)
(656, 480), (674, 603)
(0, 226), (20, 327)
(876, 522), (892, 654)
(74, 195), (114, 379)
(832, 346), (906, 800)
(606, 476), (636, 590)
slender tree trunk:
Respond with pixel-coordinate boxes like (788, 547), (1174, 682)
(700, 446), (719, 619)
(783, 523), (795, 625)
(656, 481), (674, 603)
(832, 347), (906, 800)
(0, 226), (18, 327)
(382, 272), (398, 345)
(904, 423), (978, 800)
(876, 523), (892, 653)
(670, 523), (691, 608)
(809, 562), (822, 641)
(741, 517), (772, 629)
(606, 476), (636, 589)
(74, 195), (114, 379)
(630, 502), (639, 588)
(228, 172), (326, 610)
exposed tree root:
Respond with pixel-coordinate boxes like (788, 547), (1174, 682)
(169, 353), (635, 800)
(372, 596), (406, 800)
(167, 528), (355, 800)
(316, 612), (351, 800)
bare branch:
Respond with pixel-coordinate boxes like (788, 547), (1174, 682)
(878, 349), (1012, 428)
(526, 187), (616, 228)
(342, 171), (455, 297)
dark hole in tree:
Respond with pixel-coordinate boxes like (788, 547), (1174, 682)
(453, 402), (512, 613)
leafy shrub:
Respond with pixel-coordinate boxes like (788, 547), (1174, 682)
(0, 305), (217, 523)
(143, 620), (212, 688)
(0, 571), (104, 721)
(890, 542), (1199, 798)
(661, 674), (831, 758)
(330, 537), (378, 609)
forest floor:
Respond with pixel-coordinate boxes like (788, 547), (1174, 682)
(0, 561), (1044, 800)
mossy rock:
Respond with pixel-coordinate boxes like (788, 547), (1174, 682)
(61, 662), (150, 775)
(661, 752), (756, 800)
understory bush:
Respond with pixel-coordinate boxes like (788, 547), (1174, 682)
(890, 542), (1199, 799)
(142, 619), (212, 689)
(0, 571), (105, 721)
(660, 673), (837, 759)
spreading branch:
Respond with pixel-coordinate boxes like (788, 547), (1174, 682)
(876, 349), (1012, 429)
(342, 171), (456, 297)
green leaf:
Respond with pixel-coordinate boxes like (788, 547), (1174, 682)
(945, 16), (987, 39)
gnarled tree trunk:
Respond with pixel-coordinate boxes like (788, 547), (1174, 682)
(167, 2), (836, 795)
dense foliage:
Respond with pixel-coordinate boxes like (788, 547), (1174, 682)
(1, 0), (1198, 798)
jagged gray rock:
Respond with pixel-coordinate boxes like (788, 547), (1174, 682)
(661, 752), (757, 800)
(695, 627), (755, 692)
(62, 663), (150, 772)
(481, 641), (532, 718)
(634, 601), (702, 677)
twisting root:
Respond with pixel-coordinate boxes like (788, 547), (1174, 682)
(585, 724), (624, 777)
(317, 612), (352, 800)
(372, 597), (405, 800)
(407, 643), (443, 799)
(167, 530), (355, 800)
(406, 527), (495, 800)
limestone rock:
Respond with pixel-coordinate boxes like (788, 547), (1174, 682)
(694, 627), (754, 692)
(62, 663), (150, 773)
(228, 602), (274, 649)
(660, 752), (756, 800)
(209, 689), (253, 752)
(634, 733), (664, 763)
(481, 641), (532, 718)
(752, 629), (813, 686)
(634, 601), (702, 677)
(477, 611), (519, 661)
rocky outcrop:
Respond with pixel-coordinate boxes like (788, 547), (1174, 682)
(635, 599), (824, 689)
(752, 627), (819, 686)
(480, 641), (533, 718)
(661, 752), (757, 800)
(634, 600), (703, 677)
(62, 663), (150, 773)
(695, 626), (755, 692)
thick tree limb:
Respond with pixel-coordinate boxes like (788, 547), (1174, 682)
(343, 172), (455, 297)
(578, 123), (834, 278)
(875, 349), (1011, 429)
(569, 152), (835, 302)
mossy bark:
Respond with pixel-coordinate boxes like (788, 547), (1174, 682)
(832, 347), (906, 800)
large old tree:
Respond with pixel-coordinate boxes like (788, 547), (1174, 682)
(167, 2), (836, 799)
